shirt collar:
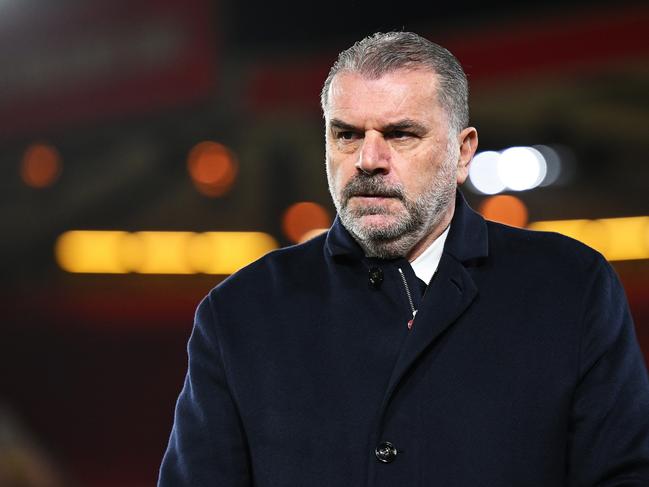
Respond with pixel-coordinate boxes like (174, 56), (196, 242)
(410, 225), (450, 284)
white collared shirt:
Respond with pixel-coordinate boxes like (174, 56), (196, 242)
(410, 225), (450, 285)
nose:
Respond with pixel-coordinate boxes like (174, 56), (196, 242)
(356, 132), (391, 175)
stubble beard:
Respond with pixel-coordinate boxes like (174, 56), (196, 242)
(326, 144), (458, 259)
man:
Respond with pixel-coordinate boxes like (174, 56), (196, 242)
(159, 32), (649, 486)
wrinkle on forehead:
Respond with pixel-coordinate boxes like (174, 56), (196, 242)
(325, 69), (445, 129)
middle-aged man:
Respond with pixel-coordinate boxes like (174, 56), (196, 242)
(159, 32), (649, 486)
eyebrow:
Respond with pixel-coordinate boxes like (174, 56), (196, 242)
(329, 119), (358, 132)
(383, 120), (428, 134)
(329, 118), (428, 134)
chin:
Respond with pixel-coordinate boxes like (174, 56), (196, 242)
(357, 213), (398, 228)
(357, 233), (418, 260)
(354, 216), (404, 239)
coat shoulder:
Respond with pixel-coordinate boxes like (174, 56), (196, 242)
(484, 220), (608, 276)
(208, 232), (328, 299)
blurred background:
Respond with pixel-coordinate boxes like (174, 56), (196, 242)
(2, 0), (648, 485)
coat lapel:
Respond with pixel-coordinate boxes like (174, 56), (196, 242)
(378, 191), (488, 411)
(380, 254), (478, 407)
(325, 190), (489, 416)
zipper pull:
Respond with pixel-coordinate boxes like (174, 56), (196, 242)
(407, 310), (417, 330)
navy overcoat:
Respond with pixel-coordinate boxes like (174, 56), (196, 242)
(159, 193), (649, 486)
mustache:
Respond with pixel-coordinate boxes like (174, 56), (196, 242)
(341, 174), (404, 206)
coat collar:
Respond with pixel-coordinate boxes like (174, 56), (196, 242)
(324, 189), (489, 264)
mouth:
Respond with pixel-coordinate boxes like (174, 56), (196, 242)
(351, 195), (396, 203)
(349, 189), (401, 199)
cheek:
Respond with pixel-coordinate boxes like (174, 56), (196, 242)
(325, 159), (345, 198)
(400, 150), (451, 196)
(327, 154), (354, 186)
(394, 150), (434, 187)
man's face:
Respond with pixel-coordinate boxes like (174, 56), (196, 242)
(324, 68), (472, 259)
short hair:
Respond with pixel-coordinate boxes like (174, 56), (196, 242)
(320, 31), (469, 134)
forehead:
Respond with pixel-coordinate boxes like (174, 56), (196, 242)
(326, 69), (444, 126)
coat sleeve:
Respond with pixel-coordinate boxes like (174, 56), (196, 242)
(568, 256), (649, 486)
(158, 293), (253, 486)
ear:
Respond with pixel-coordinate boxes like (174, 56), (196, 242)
(455, 127), (478, 185)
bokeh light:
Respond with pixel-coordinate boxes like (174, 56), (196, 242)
(20, 143), (62, 188)
(468, 151), (505, 194)
(187, 232), (279, 274)
(529, 217), (649, 261)
(497, 146), (546, 191)
(479, 195), (529, 228)
(55, 231), (278, 274)
(187, 141), (238, 197)
(282, 202), (331, 243)
(468, 145), (564, 194)
(55, 231), (130, 274)
(130, 232), (195, 274)
(534, 145), (562, 187)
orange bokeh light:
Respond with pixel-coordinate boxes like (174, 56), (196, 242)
(20, 143), (62, 188)
(282, 202), (331, 243)
(479, 195), (529, 228)
(187, 141), (238, 197)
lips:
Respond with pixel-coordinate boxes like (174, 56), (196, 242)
(350, 191), (400, 199)
(352, 194), (395, 200)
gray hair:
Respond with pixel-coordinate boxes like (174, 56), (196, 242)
(320, 31), (469, 134)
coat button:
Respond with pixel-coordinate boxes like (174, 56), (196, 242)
(375, 441), (397, 463)
(368, 267), (383, 289)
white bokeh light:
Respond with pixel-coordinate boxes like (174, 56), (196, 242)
(498, 146), (546, 191)
(467, 145), (562, 194)
(534, 145), (562, 187)
(468, 151), (505, 195)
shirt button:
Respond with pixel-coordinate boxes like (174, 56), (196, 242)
(375, 441), (397, 463)
(368, 267), (383, 289)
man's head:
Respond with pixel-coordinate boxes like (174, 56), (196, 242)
(322, 32), (478, 260)
(321, 31), (469, 138)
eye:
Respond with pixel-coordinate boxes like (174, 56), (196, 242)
(336, 131), (361, 141)
(388, 130), (412, 139)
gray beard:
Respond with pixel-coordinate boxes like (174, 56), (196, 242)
(327, 150), (457, 259)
